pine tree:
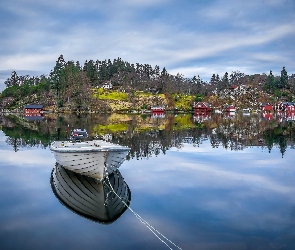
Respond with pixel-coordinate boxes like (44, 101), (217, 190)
(83, 60), (97, 84)
(218, 72), (229, 91)
(280, 66), (288, 90)
(50, 55), (66, 99)
(210, 74), (216, 85)
(265, 70), (275, 93)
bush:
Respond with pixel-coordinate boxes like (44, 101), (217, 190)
(195, 94), (203, 102)
(58, 100), (63, 108)
(274, 89), (282, 98)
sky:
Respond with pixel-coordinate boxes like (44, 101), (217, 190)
(1, 0), (295, 91)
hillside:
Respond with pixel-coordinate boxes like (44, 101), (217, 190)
(1, 56), (294, 113)
(1, 84), (293, 114)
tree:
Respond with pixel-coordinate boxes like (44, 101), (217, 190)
(193, 75), (202, 94)
(229, 71), (245, 86)
(218, 72), (229, 91)
(11, 71), (20, 86)
(97, 60), (108, 83)
(83, 60), (98, 84)
(154, 65), (160, 78)
(4, 71), (19, 88)
(289, 74), (295, 94)
(223, 72), (229, 87)
(210, 74), (218, 86)
(280, 66), (288, 90)
(265, 70), (275, 93)
(159, 67), (168, 93)
(66, 71), (92, 111)
(76, 61), (81, 70)
(50, 55), (66, 99)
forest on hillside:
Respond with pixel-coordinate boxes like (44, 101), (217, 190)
(1, 55), (295, 110)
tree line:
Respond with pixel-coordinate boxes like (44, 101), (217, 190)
(2, 55), (295, 106)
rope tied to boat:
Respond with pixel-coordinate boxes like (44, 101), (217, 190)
(103, 166), (182, 250)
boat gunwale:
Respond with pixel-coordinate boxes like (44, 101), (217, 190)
(50, 141), (130, 153)
(50, 148), (130, 153)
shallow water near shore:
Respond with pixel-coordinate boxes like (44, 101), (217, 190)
(1, 112), (295, 249)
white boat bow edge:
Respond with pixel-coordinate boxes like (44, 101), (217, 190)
(50, 140), (130, 153)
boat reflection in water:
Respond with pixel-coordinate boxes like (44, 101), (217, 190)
(51, 163), (131, 224)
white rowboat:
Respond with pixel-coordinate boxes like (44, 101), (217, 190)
(50, 140), (130, 179)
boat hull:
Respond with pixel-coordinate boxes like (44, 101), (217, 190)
(50, 140), (130, 179)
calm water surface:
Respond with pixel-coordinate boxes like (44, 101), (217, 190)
(0, 125), (295, 249)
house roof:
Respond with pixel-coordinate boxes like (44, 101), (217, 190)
(195, 102), (211, 107)
(24, 104), (43, 109)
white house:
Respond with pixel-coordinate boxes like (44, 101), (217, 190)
(102, 81), (113, 89)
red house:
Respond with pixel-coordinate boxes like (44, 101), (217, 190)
(151, 106), (165, 113)
(24, 104), (43, 116)
(285, 102), (295, 112)
(193, 102), (211, 112)
(261, 103), (273, 111)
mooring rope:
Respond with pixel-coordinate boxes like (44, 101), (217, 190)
(103, 170), (182, 250)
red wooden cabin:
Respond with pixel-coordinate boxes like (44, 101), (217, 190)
(24, 104), (43, 116)
(151, 106), (165, 113)
(193, 102), (211, 112)
(285, 103), (295, 112)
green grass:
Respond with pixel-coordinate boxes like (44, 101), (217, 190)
(93, 123), (129, 134)
(173, 94), (193, 109)
(92, 88), (195, 110)
(93, 88), (128, 101)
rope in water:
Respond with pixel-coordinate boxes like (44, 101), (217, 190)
(103, 170), (182, 250)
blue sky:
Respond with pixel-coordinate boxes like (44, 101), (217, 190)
(1, 0), (295, 91)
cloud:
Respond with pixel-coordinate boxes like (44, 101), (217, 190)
(0, 133), (55, 167)
(0, 0), (294, 91)
(122, 140), (295, 236)
(0, 148), (55, 167)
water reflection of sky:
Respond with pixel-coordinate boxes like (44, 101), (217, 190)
(1, 130), (295, 249)
(122, 142), (295, 248)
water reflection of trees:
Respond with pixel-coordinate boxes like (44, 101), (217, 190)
(1, 113), (295, 157)
(3, 126), (51, 152)
(120, 128), (210, 160)
(264, 127), (288, 157)
(1, 113), (94, 151)
(112, 114), (295, 158)
(5, 136), (47, 152)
